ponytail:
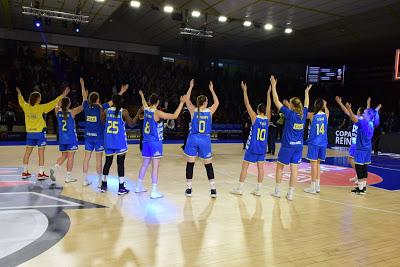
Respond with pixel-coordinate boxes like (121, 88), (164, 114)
(196, 95), (207, 132)
(88, 92), (99, 108)
(112, 94), (123, 116)
(60, 97), (71, 121)
(290, 97), (304, 119)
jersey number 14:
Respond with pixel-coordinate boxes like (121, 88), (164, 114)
(316, 123), (325, 135)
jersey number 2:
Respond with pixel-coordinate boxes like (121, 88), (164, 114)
(62, 120), (67, 132)
(107, 121), (119, 134)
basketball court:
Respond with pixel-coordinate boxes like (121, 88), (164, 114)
(1, 143), (400, 266)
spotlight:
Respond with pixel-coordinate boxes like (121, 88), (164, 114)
(73, 22), (80, 33)
(243, 20), (252, 27)
(130, 1), (141, 8)
(264, 23), (273, 30)
(191, 10), (201, 17)
(164, 5), (173, 13)
(218, 16), (227, 22)
(284, 28), (293, 34)
(34, 17), (41, 28)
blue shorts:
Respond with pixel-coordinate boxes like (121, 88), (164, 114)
(244, 150), (265, 163)
(85, 137), (105, 152)
(277, 146), (303, 165)
(26, 132), (47, 147)
(306, 145), (327, 161)
(105, 147), (128, 156)
(142, 141), (163, 158)
(184, 134), (212, 159)
(59, 143), (78, 152)
(349, 144), (356, 158)
(354, 150), (371, 165)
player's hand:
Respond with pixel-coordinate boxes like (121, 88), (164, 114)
(63, 87), (70, 97)
(209, 81), (214, 91)
(189, 79), (194, 89)
(180, 95), (186, 103)
(80, 77), (84, 86)
(16, 87), (21, 95)
(283, 99), (290, 107)
(120, 84), (129, 94)
(323, 100), (327, 107)
(335, 96), (342, 103)
(241, 81), (247, 92)
(376, 104), (382, 110)
(345, 102), (351, 109)
(270, 75), (277, 87)
(305, 84), (312, 92)
(139, 90), (144, 97)
(367, 97), (371, 106)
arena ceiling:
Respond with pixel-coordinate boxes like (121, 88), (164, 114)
(1, 0), (400, 60)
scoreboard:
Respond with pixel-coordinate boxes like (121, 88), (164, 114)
(395, 49), (400, 80)
(306, 65), (345, 84)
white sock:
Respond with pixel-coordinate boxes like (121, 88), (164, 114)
(209, 179), (216, 190)
(39, 166), (44, 174)
(275, 183), (281, 193)
(97, 173), (102, 182)
(256, 183), (262, 190)
(288, 187), (295, 195)
(23, 164), (28, 173)
(53, 164), (60, 170)
(316, 179), (320, 187)
(137, 179), (143, 188)
(186, 180), (192, 189)
(310, 181), (316, 190)
(83, 173), (88, 181)
(238, 182), (244, 190)
(358, 181), (364, 190)
(102, 175), (107, 182)
(152, 184), (158, 191)
(119, 177), (125, 184)
(66, 172), (71, 178)
(363, 181), (367, 188)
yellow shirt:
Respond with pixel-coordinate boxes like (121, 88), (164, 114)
(18, 94), (63, 133)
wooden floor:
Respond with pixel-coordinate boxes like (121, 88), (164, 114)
(1, 143), (400, 267)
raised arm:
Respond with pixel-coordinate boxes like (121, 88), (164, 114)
(241, 81), (256, 123)
(156, 96), (185, 120)
(107, 84), (129, 106)
(266, 85), (271, 120)
(345, 102), (358, 123)
(123, 109), (136, 127)
(80, 78), (87, 102)
(282, 99), (290, 108)
(138, 90), (148, 108)
(43, 87), (70, 114)
(71, 105), (83, 117)
(335, 96), (350, 116)
(16, 87), (27, 111)
(208, 81), (219, 115)
(367, 97), (371, 109)
(270, 75), (283, 111)
(323, 100), (329, 120)
(304, 84), (312, 108)
(185, 79), (196, 114)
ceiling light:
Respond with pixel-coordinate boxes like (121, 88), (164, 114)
(264, 23), (273, 30)
(243, 20), (252, 27)
(218, 16), (227, 22)
(130, 1), (141, 8)
(164, 5), (173, 13)
(95, 0), (105, 2)
(284, 28), (293, 34)
(191, 10), (201, 17)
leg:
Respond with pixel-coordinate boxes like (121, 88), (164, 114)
(136, 157), (151, 192)
(82, 151), (92, 186)
(38, 147), (45, 173)
(101, 155), (113, 192)
(287, 164), (299, 201)
(95, 152), (103, 186)
(204, 158), (216, 198)
(185, 157), (196, 196)
(50, 152), (68, 181)
(304, 160), (318, 194)
(251, 161), (265, 196)
(65, 152), (77, 183)
(22, 146), (34, 177)
(353, 164), (367, 194)
(231, 161), (250, 195)
(116, 153), (129, 195)
(150, 158), (163, 198)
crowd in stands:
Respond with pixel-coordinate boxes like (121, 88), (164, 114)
(0, 45), (399, 135)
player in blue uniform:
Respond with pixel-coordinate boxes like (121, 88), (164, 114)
(344, 102), (380, 194)
(79, 78), (129, 187)
(304, 99), (329, 194)
(335, 96), (381, 184)
(270, 75), (311, 201)
(183, 79), (219, 198)
(50, 97), (83, 183)
(230, 81), (271, 196)
(101, 93), (140, 195)
(135, 91), (185, 199)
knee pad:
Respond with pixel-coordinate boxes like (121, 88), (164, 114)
(205, 163), (214, 180)
(186, 162), (195, 180)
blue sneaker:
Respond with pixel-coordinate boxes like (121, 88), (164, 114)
(118, 182), (129, 195)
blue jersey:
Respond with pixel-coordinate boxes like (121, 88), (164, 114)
(355, 118), (374, 151)
(143, 108), (163, 141)
(308, 112), (328, 146)
(246, 116), (269, 154)
(190, 109), (212, 135)
(104, 107), (127, 149)
(57, 111), (77, 145)
(351, 116), (362, 145)
(280, 106), (308, 147)
(83, 101), (110, 138)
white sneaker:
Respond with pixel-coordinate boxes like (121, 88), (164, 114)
(65, 177), (77, 183)
(271, 191), (281, 198)
(50, 168), (56, 182)
(82, 179), (92, 186)
(251, 189), (261, 196)
(135, 186), (148, 193)
(315, 186), (321, 193)
(150, 190), (164, 199)
(304, 187), (317, 194)
(286, 192), (293, 201)
(230, 188), (243, 195)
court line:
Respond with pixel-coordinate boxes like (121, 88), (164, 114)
(0, 192), (82, 209)
(369, 165), (400, 172)
(212, 167), (400, 216)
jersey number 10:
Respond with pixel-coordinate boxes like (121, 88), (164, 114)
(257, 129), (266, 141)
